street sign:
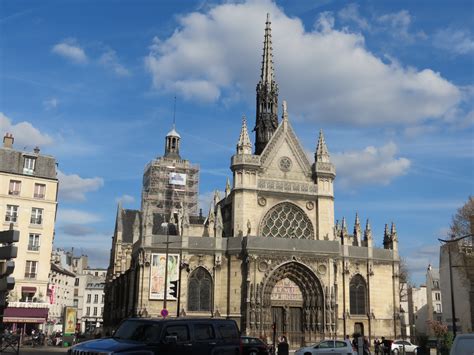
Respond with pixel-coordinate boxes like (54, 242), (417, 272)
(161, 309), (169, 318)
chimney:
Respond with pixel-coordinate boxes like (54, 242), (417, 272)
(3, 133), (14, 148)
(34, 146), (40, 154)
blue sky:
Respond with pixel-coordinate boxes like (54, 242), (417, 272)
(1, 0), (472, 285)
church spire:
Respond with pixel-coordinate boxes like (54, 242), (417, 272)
(164, 124), (181, 159)
(254, 13), (279, 155)
(315, 129), (330, 163)
(261, 13), (275, 86)
(353, 213), (361, 246)
(236, 115), (252, 155)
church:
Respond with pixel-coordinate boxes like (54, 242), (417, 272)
(104, 15), (401, 346)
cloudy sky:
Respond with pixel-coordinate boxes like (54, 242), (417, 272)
(1, 0), (472, 285)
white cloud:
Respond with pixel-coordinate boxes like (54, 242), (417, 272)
(144, 0), (460, 126)
(52, 39), (88, 63)
(58, 170), (104, 202)
(338, 4), (370, 31)
(57, 208), (101, 224)
(332, 142), (411, 188)
(433, 28), (474, 55)
(115, 194), (135, 204)
(99, 48), (130, 77)
(376, 10), (427, 42)
(43, 97), (59, 110)
(0, 112), (53, 148)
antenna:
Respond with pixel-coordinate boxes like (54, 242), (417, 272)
(173, 95), (177, 129)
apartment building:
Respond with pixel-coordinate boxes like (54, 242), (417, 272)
(0, 133), (58, 329)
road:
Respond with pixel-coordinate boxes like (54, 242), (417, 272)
(3, 346), (68, 354)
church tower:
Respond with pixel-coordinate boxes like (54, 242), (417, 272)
(254, 13), (279, 155)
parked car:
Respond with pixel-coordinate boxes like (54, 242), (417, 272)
(450, 333), (474, 355)
(68, 317), (241, 355)
(295, 339), (356, 355)
(391, 339), (418, 354)
(241, 336), (270, 355)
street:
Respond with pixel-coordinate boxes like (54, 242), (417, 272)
(3, 346), (68, 354)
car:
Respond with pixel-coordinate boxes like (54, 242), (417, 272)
(391, 339), (418, 354)
(450, 333), (474, 355)
(295, 339), (356, 355)
(68, 317), (241, 355)
(241, 336), (270, 355)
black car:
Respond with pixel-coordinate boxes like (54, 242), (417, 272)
(68, 317), (241, 355)
(241, 336), (270, 355)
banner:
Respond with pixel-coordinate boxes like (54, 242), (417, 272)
(63, 307), (77, 335)
(169, 172), (186, 186)
(149, 253), (180, 300)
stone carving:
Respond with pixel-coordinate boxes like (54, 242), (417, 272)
(258, 196), (267, 206)
(258, 179), (318, 194)
(306, 201), (314, 210)
(247, 219), (252, 236)
(279, 156), (292, 172)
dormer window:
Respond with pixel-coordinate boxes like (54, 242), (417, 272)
(23, 156), (36, 175)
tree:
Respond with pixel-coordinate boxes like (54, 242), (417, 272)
(449, 196), (474, 238)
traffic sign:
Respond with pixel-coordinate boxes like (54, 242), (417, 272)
(161, 309), (169, 318)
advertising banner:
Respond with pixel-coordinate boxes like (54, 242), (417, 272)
(63, 307), (77, 335)
(169, 172), (186, 186)
(149, 253), (180, 300)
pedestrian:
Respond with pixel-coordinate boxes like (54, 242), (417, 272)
(363, 336), (371, 355)
(374, 338), (380, 355)
(277, 335), (289, 355)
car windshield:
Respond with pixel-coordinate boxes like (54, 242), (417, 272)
(113, 320), (162, 343)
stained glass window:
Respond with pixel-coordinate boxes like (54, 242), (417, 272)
(188, 267), (212, 311)
(350, 274), (367, 315)
(261, 202), (314, 239)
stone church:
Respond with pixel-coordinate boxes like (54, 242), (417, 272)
(104, 15), (401, 346)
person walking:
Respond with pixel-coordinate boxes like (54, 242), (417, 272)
(374, 338), (381, 355)
(277, 336), (289, 355)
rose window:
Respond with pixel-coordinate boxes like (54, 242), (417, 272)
(260, 202), (314, 239)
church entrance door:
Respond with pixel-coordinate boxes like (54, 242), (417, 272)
(262, 262), (326, 347)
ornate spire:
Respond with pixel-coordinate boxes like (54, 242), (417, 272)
(353, 213), (361, 246)
(254, 13), (279, 155)
(261, 13), (275, 86)
(340, 217), (348, 244)
(383, 223), (391, 249)
(225, 177), (231, 197)
(236, 115), (252, 154)
(315, 129), (330, 163)
(364, 219), (373, 248)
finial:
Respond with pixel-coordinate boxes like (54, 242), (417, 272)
(236, 115), (252, 154)
(315, 129), (330, 163)
(282, 100), (288, 121)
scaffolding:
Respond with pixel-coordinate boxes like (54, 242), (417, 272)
(142, 157), (199, 218)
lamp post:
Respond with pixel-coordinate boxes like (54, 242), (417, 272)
(438, 233), (473, 338)
(161, 222), (172, 311)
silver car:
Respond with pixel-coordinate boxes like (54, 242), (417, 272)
(295, 339), (356, 355)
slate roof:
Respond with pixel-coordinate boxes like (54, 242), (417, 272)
(0, 147), (57, 180)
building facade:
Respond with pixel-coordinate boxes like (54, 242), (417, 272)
(105, 15), (401, 346)
(48, 251), (76, 329)
(0, 133), (58, 329)
(440, 218), (474, 334)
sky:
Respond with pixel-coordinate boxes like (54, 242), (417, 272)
(0, 0), (473, 285)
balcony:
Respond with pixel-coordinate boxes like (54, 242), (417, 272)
(34, 193), (45, 199)
(24, 273), (37, 279)
(5, 215), (17, 223)
(8, 190), (20, 196)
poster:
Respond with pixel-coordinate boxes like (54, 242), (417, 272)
(149, 253), (180, 300)
(63, 307), (77, 334)
(169, 172), (186, 186)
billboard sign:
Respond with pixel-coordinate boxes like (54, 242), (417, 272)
(169, 172), (186, 186)
(149, 253), (180, 300)
(63, 306), (77, 335)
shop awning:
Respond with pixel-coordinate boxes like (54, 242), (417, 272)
(3, 307), (48, 323)
(21, 286), (37, 293)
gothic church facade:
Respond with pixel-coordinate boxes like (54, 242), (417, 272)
(104, 15), (401, 345)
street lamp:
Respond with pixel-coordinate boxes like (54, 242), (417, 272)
(161, 222), (172, 311)
(438, 233), (473, 338)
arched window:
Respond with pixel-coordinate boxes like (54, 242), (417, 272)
(188, 267), (212, 312)
(350, 274), (367, 315)
(260, 202), (314, 239)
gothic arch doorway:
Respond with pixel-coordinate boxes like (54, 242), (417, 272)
(261, 261), (326, 346)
